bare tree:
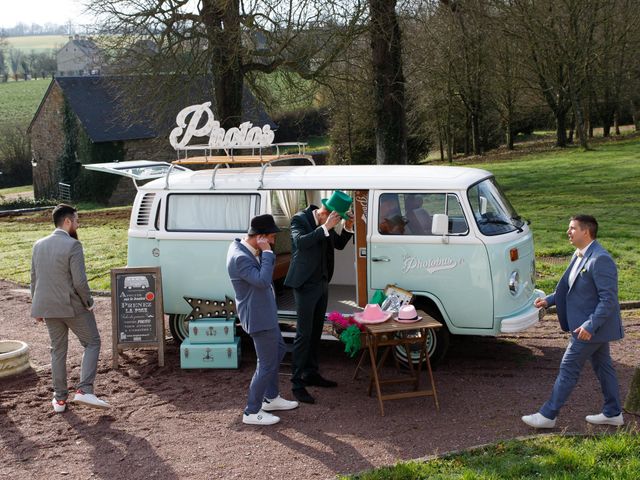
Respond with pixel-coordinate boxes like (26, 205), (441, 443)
(86, 0), (367, 129)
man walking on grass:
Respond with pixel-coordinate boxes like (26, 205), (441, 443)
(31, 204), (110, 413)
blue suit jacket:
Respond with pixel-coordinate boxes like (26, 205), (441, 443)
(226, 239), (278, 334)
(545, 240), (623, 343)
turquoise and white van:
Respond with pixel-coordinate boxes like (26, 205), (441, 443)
(88, 158), (544, 364)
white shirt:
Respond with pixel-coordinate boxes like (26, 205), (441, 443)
(568, 241), (593, 288)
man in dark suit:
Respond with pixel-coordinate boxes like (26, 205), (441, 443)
(31, 204), (110, 413)
(522, 214), (624, 428)
(227, 214), (298, 425)
(285, 191), (354, 404)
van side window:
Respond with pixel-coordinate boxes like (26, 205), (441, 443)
(166, 194), (260, 232)
(378, 193), (468, 235)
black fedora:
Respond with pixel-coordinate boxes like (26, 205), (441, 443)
(248, 214), (281, 235)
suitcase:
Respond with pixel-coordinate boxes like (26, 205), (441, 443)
(188, 319), (235, 344)
(180, 337), (241, 369)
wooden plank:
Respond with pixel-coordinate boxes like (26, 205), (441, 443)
(172, 154), (313, 165)
(354, 190), (369, 307)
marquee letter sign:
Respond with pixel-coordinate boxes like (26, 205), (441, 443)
(169, 102), (275, 150)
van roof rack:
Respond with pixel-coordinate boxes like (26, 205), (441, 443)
(167, 142), (316, 190)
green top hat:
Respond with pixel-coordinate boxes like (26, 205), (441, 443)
(321, 190), (353, 220)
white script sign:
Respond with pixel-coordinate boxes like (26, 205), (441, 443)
(169, 102), (275, 150)
(401, 255), (464, 274)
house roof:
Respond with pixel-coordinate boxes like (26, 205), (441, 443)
(57, 38), (99, 58)
(28, 76), (274, 143)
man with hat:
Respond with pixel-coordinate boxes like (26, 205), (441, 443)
(227, 214), (299, 425)
(285, 191), (354, 404)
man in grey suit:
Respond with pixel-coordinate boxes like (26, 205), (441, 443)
(284, 191), (354, 405)
(31, 204), (110, 413)
(523, 214), (624, 428)
(227, 214), (298, 426)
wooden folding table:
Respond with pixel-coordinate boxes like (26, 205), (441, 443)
(363, 313), (441, 416)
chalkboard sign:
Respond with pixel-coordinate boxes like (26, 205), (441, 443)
(111, 267), (164, 368)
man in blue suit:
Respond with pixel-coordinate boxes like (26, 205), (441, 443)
(227, 214), (298, 426)
(523, 214), (624, 428)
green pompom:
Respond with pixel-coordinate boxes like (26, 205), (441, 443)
(340, 325), (362, 357)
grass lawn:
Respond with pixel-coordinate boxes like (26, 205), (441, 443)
(0, 206), (131, 291)
(0, 185), (33, 196)
(6, 35), (69, 53)
(472, 137), (640, 301)
(0, 78), (50, 128)
(340, 431), (640, 479)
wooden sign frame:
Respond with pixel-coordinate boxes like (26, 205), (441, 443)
(111, 266), (165, 368)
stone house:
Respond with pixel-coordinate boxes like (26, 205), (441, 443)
(27, 76), (274, 205)
(57, 35), (102, 77)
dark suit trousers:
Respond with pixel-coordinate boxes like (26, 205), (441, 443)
(291, 280), (329, 389)
(539, 337), (621, 419)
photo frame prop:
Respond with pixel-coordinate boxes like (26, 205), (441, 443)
(380, 284), (414, 313)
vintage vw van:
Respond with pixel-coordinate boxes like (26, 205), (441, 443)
(87, 158), (544, 364)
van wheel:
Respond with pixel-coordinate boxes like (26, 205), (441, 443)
(393, 304), (450, 368)
(169, 314), (189, 344)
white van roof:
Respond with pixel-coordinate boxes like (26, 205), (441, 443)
(141, 165), (492, 191)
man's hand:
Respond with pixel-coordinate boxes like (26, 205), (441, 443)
(257, 235), (271, 252)
(534, 297), (548, 309)
(324, 211), (341, 230)
(87, 304), (95, 312)
(344, 212), (354, 231)
(574, 326), (592, 341)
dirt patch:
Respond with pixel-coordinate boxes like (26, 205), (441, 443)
(1, 279), (638, 479)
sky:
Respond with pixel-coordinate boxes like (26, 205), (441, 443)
(0, 0), (92, 28)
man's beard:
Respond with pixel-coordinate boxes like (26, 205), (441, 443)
(69, 228), (79, 240)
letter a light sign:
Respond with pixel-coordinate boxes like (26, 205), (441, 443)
(169, 102), (275, 151)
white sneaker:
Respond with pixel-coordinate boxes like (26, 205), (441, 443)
(521, 412), (556, 429)
(51, 397), (66, 413)
(262, 395), (299, 412)
(585, 413), (624, 426)
(242, 410), (280, 426)
(72, 391), (111, 410)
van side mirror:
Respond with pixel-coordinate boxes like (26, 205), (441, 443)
(479, 196), (488, 215)
(431, 214), (449, 235)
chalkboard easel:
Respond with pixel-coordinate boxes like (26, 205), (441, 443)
(111, 267), (165, 368)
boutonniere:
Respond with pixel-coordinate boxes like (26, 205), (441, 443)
(579, 268), (587, 276)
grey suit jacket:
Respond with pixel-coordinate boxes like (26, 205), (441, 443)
(31, 229), (94, 318)
(226, 239), (278, 334)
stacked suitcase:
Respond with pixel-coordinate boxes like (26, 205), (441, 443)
(179, 297), (241, 369)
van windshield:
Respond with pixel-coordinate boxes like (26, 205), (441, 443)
(468, 178), (524, 236)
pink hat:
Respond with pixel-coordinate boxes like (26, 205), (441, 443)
(354, 304), (392, 324)
(396, 305), (422, 323)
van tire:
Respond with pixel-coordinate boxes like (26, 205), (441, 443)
(393, 302), (450, 368)
(169, 314), (189, 344)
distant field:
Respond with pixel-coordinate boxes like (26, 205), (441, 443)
(6, 35), (68, 53)
(0, 78), (50, 129)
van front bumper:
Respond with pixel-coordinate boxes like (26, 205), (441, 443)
(499, 289), (545, 333)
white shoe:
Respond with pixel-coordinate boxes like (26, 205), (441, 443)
(521, 412), (556, 429)
(51, 397), (66, 413)
(243, 410), (280, 426)
(262, 395), (299, 412)
(585, 413), (624, 426)
(72, 391), (111, 410)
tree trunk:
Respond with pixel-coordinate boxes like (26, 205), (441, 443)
(203, 0), (244, 129)
(624, 367), (640, 415)
(556, 109), (568, 147)
(471, 112), (481, 155)
(614, 111), (620, 135)
(370, 0), (407, 165)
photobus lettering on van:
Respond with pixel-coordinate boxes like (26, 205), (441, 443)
(86, 103), (545, 365)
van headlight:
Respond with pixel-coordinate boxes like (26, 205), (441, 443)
(509, 271), (520, 295)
